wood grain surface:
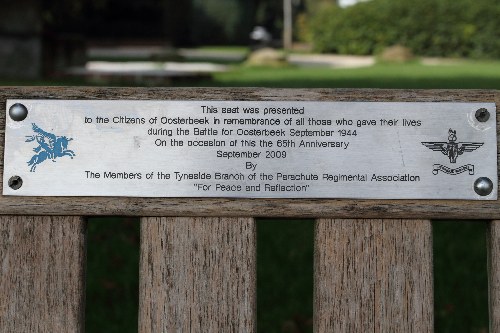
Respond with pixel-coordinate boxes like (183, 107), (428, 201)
(489, 220), (500, 333)
(0, 87), (498, 219)
(138, 217), (256, 333)
(314, 219), (433, 332)
(0, 216), (87, 332)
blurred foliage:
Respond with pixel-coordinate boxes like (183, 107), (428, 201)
(189, 0), (255, 45)
(309, 0), (500, 58)
(42, 0), (165, 37)
(41, 0), (86, 33)
(39, 0), (326, 45)
(255, 0), (284, 38)
(39, 0), (282, 45)
(295, 13), (312, 42)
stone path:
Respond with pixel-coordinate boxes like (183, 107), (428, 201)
(288, 54), (375, 68)
(67, 46), (378, 84)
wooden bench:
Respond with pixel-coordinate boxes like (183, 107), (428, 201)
(0, 87), (498, 332)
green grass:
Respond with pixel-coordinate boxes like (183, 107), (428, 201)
(201, 61), (500, 89)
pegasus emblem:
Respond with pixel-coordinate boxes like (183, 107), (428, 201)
(422, 129), (483, 163)
(25, 123), (76, 172)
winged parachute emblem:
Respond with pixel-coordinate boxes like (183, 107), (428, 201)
(421, 129), (483, 163)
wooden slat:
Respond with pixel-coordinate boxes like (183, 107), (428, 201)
(488, 220), (500, 332)
(0, 216), (87, 332)
(314, 219), (433, 332)
(139, 217), (256, 332)
(0, 87), (499, 219)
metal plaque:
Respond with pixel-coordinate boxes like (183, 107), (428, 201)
(3, 100), (497, 199)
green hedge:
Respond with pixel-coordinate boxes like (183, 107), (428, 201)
(310, 0), (500, 58)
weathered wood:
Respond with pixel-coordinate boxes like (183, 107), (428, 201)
(0, 87), (499, 219)
(314, 219), (433, 332)
(488, 220), (500, 332)
(0, 216), (87, 332)
(139, 217), (256, 332)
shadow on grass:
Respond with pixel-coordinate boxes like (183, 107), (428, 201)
(85, 217), (140, 333)
(433, 220), (489, 333)
(257, 219), (314, 333)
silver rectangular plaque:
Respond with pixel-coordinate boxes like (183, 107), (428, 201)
(3, 100), (497, 199)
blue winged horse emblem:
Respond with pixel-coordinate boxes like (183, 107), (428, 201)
(25, 123), (76, 172)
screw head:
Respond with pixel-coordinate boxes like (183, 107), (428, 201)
(9, 103), (28, 121)
(8, 176), (23, 190)
(475, 108), (490, 122)
(474, 177), (493, 196)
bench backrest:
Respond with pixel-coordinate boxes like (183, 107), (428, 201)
(0, 87), (498, 332)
